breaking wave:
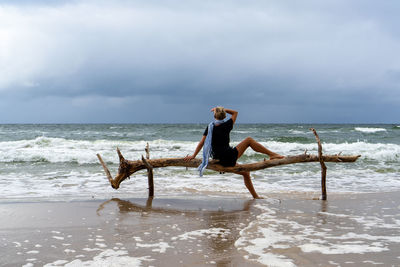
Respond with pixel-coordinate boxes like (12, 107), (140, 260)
(0, 136), (399, 164)
(0, 126), (399, 201)
(355, 127), (387, 133)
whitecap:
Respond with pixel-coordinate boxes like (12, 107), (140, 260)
(355, 127), (387, 133)
(288, 130), (306, 135)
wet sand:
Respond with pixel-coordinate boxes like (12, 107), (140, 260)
(1, 192), (399, 266)
(0, 197), (262, 267)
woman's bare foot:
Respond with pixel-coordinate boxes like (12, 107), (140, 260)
(269, 154), (285, 160)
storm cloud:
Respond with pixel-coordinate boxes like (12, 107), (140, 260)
(1, 0), (399, 123)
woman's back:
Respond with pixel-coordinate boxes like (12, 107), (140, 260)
(203, 118), (236, 166)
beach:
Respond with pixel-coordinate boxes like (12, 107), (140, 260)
(2, 0), (400, 265)
(1, 192), (399, 267)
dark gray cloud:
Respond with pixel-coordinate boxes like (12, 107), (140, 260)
(0, 0), (399, 123)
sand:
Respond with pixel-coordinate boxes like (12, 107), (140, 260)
(1, 192), (399, 267)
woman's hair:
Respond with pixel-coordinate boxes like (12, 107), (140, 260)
(214, 106), (226, 120)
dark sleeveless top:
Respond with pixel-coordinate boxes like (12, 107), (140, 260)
(203, 118), (238, 167)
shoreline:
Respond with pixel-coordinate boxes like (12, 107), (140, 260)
(1, 192), (400, 266)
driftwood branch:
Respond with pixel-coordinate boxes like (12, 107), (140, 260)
(96, 129), (361, 198)
(98, 153), (360, 189)
(142, 155), (154, 197)
(145, 142), (150, 160)
(96, 153), (115, 188)
(310, 128), (328, 200)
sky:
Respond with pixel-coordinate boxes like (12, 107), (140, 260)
(0, 0), (399, 123)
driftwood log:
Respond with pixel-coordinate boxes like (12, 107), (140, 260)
(97, 129), (361, 200)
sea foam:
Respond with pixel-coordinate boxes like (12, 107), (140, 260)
(0, 136), (399, 201)
(355, 127), (387, 133)
(236, 198), (400, 266)
(0, 123), (399, 201)
(1, 137), (399, 164)
(43, 249), (152, 267)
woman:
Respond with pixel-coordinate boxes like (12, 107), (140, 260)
(184, 107), (284, 199)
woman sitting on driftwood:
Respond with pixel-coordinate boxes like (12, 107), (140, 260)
(184, 107), (284, 199)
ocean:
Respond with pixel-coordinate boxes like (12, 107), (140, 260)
(0, 123), (399, 202)
(1, 123), (400, 266)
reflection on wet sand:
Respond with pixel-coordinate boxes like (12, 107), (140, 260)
(96, 197), (261, 266)
(98, 197), (256, 214)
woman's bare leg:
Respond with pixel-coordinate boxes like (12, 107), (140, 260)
(235, 137), (284, 159)
(236, 171), (262, 199)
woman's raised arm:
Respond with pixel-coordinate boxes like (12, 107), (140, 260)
(224, 108), (238, 123)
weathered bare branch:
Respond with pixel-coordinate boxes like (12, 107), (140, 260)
(96, 153), (117, 189)
(97, 129), (361, 198)
(310, 128), (328, 200)
(145, 143), (150, 159)
(97, 152), (360, 190)
(142, 155), (154, 197)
